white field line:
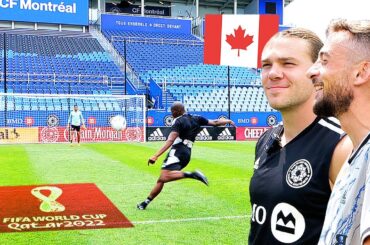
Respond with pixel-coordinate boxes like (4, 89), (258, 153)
(132, 215), (250, 225)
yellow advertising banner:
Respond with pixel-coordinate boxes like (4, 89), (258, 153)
(0, 127), (39, 144)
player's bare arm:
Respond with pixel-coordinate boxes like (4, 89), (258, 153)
(148, 131), (179, 164)
(207, 118), (235, 126)
(328, 135), (353, 189)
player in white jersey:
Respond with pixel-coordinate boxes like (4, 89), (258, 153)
(67, 105), (86, 145)
(307, 19), (370, 245)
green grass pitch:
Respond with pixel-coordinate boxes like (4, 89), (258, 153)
(0, 141), (256, 245)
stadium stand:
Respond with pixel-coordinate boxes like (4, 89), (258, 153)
(0, 27), (274, 112)
(0, 30), (130, 111)
(103, 29), (272, 112)
(5, 32), (122, 80)
(103, 30), (202, 72)
(174, 86), (272, 112)
(0, 33), (3, 93)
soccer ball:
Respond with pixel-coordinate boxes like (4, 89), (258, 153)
(110, 115), (126, 131)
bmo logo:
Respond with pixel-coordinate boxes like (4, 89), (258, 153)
(271, 203), (305, 243)
(88, 117), (96, 125)
(24, 117), (34, 126)
(251, 203), (306, 243)
(147, 116), (154, 126)
(251, 117), (258, 125)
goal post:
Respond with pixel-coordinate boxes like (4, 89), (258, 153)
(0, 93), (146, 144)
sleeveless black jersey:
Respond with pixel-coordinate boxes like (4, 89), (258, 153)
(249, 117), (344, 245)
(171, 114), (209, 142)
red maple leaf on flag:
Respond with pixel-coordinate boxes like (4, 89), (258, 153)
(226, 25), (254, 57)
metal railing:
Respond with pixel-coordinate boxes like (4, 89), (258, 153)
(111, 36), (203, 46)
(101, 11), (192, 21)
(153, 76), (262, 87)
(0, 72), (109, 85)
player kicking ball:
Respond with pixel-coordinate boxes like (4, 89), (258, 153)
(137, 102), (234, 210)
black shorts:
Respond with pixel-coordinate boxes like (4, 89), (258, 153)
(70, 125), (81, 132)
(162, 144), (191, 171)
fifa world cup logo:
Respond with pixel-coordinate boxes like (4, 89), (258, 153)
(31, 186), (65, 212)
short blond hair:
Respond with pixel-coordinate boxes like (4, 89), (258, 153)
(326, 19), (370, 60)
(268, 27), (323, 62)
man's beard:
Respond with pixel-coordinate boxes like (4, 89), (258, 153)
(313, 82), (354, 118)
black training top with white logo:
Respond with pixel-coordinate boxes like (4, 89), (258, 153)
(249, 117), (344, 245)
(171, 114), (209, 142)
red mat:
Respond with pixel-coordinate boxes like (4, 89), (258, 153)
(0, 183), (133, 232)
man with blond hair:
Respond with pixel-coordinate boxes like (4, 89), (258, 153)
(249, 27), (352, 244)
(307, 19), (370, 245)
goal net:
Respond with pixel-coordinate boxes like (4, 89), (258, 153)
(0, 93), (146, 144)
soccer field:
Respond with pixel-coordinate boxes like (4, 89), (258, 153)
(0, 141), (256, 245)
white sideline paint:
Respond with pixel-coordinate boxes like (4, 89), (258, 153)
(133, 215), (250, 225)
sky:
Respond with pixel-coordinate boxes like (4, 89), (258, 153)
(284, 0), (370, 39)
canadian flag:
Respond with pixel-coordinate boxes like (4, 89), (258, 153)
(204, 14), (279, 68)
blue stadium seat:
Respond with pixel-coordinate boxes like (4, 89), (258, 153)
(5, 33), (118, 98)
